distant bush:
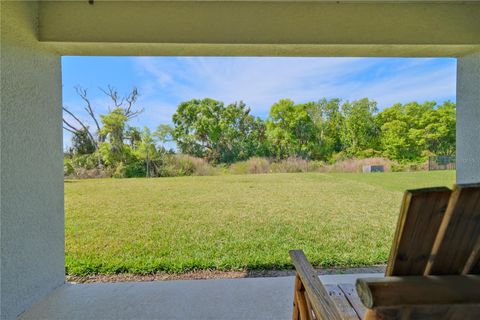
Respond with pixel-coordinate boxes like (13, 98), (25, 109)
(230, 157), (270, 174)
(391, 161), (428, 172)
(329, 151), (349, 164)
(271, 157), (324, 173)
(356, 148), (383, 159)
(64, 154), (112, 178)
(71, 153), (100, 170)
(65, 154), (431, 179)
(271, 157), (307, 173)
(64, 158), (75, 176)
(229, 161), (248, 174)
(113, 161), (146, 178)
(191, 159), (217, 176)
(321, 157), (395, 173)
(159, 154), (216, 177)
(72, 167), (112, 179)
(113, 163), (127, 178)
(125, 161), (147, 178)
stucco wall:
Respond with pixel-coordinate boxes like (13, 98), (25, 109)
(457, 52), (480, 184)
(0, 2), (64, 319)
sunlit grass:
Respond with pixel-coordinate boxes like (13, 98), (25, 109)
(65, 171), (455, 275)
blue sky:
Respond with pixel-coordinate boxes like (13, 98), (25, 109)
(62, 56), (456, 149)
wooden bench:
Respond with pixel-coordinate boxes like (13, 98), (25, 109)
(290, 184), (480, 320)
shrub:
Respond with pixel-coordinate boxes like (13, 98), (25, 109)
(113, 163), (127, 178)
(190, 158), (217, 176)
(391, 160), (428, 172)
(308, 161), (326, 172)
(230, 157), (270, 174)
(322, 157), (396, 173)
(64, 158), (75, 176)
(229, 161), (248, 175)
(269, 157), (326, 173)
(159, 154), (194, 177)
(111, 159), (146, 178)
(124, 161), (147, 178)
(73, 167), (112, 179)
(329, 151), (349, 164)
(159, 154), (216, 177)
(71, 153), (100, 170)
(356, 148), (383, 159)
(271, 157), (310, 173)
(65, 154), (112, 179)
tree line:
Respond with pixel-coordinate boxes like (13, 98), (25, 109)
(64, 87), (455, 177)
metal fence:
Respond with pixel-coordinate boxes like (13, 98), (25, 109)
(428, 155), (456, 171)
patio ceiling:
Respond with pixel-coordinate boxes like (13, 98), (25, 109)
(39, 1), (480, 57)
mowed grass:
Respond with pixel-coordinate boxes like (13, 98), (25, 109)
(65, 171), (455, 275)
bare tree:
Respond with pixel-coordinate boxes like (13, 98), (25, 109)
(99, 85), (144, 119)
(63, 86), (144, 166)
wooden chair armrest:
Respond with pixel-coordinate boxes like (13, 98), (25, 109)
(356, 275), (480, 309)
(289, 250), (343, 320)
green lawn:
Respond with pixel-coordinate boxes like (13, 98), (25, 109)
(65, 171), (455, 275)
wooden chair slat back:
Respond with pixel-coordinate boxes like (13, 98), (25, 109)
(464, 242), (480, 274)
(386, 187), (451, 276)
(425, 184), (480, 275)
(372, 184), (480, 319)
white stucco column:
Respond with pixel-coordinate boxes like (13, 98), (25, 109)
(457, 52), (480, 184)
(1, 3), (64, 319)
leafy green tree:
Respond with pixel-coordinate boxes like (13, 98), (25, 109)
(421, 101), (456, 156)
(171, 98), (223, 160)
(171, 98), (265, 163)
(63, 86), (143, 167)
(220, 101), (268, 162)
(242, 115), (269, 159)
(376, 103), (418, 160)
(125, 126), (142, 148)
(71, 127), (96, 155)
(155, 124), (174, 146)
(136, 127), (164, 177)
(380, 120), (415, 160)
(376, 101), (456, 161)
(138, 127), (156, 154)
(266, 99), (317, 159)
(99, 108), (129, 166)
(340, 98), (380, 156)
(303, 98), (344, 160)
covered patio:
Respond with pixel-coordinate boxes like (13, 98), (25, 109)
(1, 1), (479, 319)
(18, 273), (381, 320)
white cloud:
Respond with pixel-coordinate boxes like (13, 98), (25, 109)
(134, 57), (456, 118)
(347, 64), (456, 107)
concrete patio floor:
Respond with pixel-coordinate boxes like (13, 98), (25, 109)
(19, 273), (382, 320)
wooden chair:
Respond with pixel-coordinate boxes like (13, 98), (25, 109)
(290, 184), (480, 320)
